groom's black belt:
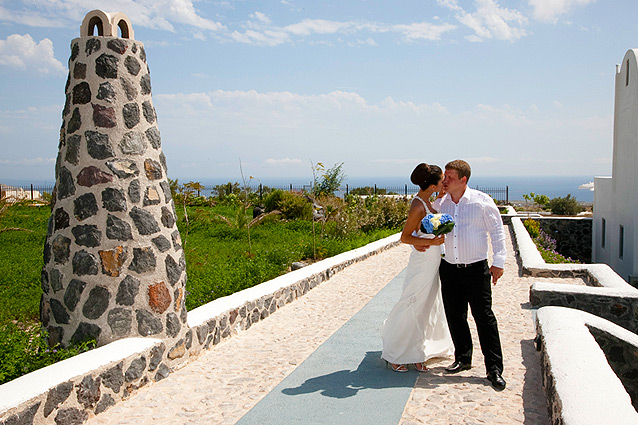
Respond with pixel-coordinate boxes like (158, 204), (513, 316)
(443, 259), (487, 268)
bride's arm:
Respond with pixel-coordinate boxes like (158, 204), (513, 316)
(400, 200), (445, 247)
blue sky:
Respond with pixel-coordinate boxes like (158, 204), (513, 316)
(0, 0), (635, 185)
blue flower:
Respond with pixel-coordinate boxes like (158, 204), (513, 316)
(439, 213), (453, 224)
(421, 214), (435, 233)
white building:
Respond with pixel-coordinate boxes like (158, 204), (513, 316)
(593, 49), (638, 285)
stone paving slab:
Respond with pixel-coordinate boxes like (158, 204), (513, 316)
(87, 229), (569, 425)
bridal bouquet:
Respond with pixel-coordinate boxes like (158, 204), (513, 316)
(421, 213), (455, 236)
(420, 213), (455, 257)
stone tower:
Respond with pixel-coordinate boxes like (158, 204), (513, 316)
(40, 10), (188, 349)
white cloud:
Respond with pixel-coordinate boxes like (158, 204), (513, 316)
(167, 0), (225, 31)
(251, 12), (273, 25)
(347, 38), (377, 47)
(529, 0), (595, 23)
(438, 0), (527, 42)
(379, 97), (449, 114)
(465, 156), (499, 163)
(265, 158), (303, 165)
(391, 22), (457, 42)
(230, 28), (290, 46)
(0, 5), (63, 27)
(230, 12), (458, 46)
(370, 159), (419, 164)
(0, 0), (224, 33)
(471, 103), (533, 125)
(0, 157), (55, 166)
(284, 19), (359, 36)
(0, 34), (65, 74)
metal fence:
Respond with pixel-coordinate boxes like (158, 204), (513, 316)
(0, 184), (54, 201)
(1, 183), (509, 204)
(199, 183), (509, 204)
(473, 186), (509, 204)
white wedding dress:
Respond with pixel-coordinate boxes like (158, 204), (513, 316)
(381, 196), (453, 365)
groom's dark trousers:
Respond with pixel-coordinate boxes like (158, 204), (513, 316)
(439, 259), (503, 374)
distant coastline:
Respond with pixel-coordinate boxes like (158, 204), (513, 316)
(195, 175), (596, 203)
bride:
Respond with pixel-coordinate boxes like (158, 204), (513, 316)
(380, 163), (454, 372)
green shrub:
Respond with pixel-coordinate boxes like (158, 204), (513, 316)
(280, 192), (312, 220)
(357, 196), (408, 232)
(349, 187), (387, 195)
(219, 193), (241, 207)
(264, 191), (312, 220)
(548, 194), (582, 216)
(213, 182), (241, 200)
(523, 218), (540, 238)
(312, 162), (345, 196)
(187, 196), (213, 207)
(523, 192), (550, 210)
(264, 189), (285, 212)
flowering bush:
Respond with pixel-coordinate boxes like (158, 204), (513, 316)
(523, 219), (579, 264)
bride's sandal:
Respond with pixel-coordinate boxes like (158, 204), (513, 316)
(415, 362), (429, 372)
(391, 363), (408, 373)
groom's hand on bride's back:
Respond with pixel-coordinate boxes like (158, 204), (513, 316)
(414, 235), (444, 252)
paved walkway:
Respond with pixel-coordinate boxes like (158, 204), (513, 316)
(87, 230), (584, 425)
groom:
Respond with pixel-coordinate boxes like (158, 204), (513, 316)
(433, 160), (507, 391)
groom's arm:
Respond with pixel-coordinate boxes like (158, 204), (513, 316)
(483, 198), (506, 282)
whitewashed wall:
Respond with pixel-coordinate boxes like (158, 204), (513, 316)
(593, 49), (638, 284)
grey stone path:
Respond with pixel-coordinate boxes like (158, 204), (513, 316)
(87, 229), (581, 425)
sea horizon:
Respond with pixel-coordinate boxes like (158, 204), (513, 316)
(1, 174), (598, 202)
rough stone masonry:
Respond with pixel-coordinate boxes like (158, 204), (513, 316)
(40, 13), (188, 351)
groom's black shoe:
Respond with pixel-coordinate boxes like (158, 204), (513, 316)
(445, 360), (471, 374)
(487, 371), (506, 391)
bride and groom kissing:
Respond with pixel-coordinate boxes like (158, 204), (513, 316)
(380, 159), (507, 391)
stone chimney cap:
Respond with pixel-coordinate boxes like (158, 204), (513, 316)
(80, 10), (134, 40)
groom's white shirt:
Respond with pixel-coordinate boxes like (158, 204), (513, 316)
(433, 188), (506, 269)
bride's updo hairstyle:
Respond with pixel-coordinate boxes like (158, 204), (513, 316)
(410, 163), (443, 191)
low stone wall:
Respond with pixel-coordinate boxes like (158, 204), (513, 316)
(510, 215), (638, 332)
(501, 208), (592, 263)
(511, 214), (638, 422)
(529, 283), (638, 333)
(535, 307), (638, 424)
(0, 234), (400, 425)
(0, 338), (166, 425)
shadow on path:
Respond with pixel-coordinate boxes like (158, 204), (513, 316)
(281, 351), (416, 399)
(521, 338), (551, 424)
